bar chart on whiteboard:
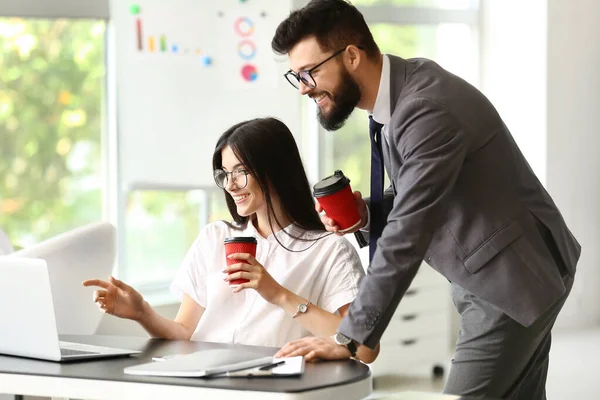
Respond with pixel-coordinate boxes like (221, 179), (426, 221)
(122, 0), (286, 90)
(111, 0), (299, 189)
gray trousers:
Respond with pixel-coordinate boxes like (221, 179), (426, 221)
(443, 272), (574, 399)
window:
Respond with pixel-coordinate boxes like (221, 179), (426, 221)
(0, 18), (106, 249)
(123, 189), (207, 287)
(124, 187), (232, 301)
(321, 5), (479, 196)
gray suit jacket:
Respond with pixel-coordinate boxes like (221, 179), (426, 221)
(340, 55), (581, 349)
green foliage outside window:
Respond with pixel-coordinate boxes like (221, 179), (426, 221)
(0, 19), (105, 248)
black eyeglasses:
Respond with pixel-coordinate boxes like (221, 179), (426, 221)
(213, 168), (249, 189)
(284, 48), (346, 90)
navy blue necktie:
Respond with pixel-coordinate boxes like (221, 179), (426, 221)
(369, 116), (385, 262)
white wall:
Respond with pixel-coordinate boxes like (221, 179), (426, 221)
(481, 0), (600, 330)
(545, 0), (600, 329)
(480, 0), (547, 182)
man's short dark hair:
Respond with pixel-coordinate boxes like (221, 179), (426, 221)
(272, 0), (380, 60)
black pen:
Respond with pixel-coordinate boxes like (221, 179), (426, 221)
(258, 360), (286, 371)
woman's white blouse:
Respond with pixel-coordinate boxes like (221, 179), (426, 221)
(170, 221), (365, 347)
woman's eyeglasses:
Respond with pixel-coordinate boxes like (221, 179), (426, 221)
(213, 168), (249, 189)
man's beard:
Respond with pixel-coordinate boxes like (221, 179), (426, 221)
(317, 69), (361, 131)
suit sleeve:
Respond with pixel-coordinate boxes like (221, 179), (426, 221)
(339, 98), (468, 348)
(354, 186), (396, 248)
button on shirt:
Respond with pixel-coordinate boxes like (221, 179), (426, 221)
(170, 221), (365, 347)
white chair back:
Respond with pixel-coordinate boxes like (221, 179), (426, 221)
(11, 222), (116, 334)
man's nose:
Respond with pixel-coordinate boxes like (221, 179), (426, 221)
(298, 81), (312, 95)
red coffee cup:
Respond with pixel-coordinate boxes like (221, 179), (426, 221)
(224, 237), (257, 286)
(313, 170), (362, 232)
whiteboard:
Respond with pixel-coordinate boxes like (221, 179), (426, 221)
(111, 0), (299, 188)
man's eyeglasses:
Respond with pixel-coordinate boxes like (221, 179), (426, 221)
(213, 168), (249, 189)
(284, 48), (346, 90)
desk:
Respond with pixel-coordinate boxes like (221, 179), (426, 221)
(0, 335), (372, 400)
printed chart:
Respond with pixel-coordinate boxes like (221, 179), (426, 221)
(127, 1), (280, 88)
(112, 0), (299, 191)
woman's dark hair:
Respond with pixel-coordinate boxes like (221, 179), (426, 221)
(272, 0), (380, 60)
(212, 117), (325, 238)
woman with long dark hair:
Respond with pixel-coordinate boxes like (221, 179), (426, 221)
(83, 118), (379, 363)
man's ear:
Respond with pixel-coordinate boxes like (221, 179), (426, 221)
(344, 45), (363, 71)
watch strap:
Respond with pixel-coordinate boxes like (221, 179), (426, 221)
(346, 340), (357, 357)
(334, 332), (358, 357)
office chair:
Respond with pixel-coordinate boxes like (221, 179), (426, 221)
(11, 222), (117, 335)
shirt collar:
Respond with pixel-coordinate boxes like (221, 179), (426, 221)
(371, 54), (391, 126)
(243, 218), (303, 243)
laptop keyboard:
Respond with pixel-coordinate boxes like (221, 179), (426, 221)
(60, 348), (100, 357)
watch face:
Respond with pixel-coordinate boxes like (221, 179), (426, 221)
(298, 303), (308, 313)
(335, 332), (351, 345)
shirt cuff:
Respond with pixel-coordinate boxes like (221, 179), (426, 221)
(360, 206), (371, 233)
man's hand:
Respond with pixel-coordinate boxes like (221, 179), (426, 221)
(274, 336), (351, 362)
(315, 191), (368, 235)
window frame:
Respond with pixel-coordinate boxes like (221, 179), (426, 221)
(0, 0), (109, 19)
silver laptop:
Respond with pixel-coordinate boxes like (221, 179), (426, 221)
(0, 257), (141, 361)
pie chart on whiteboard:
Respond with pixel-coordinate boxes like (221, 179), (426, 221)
(241, 64), (258, 82)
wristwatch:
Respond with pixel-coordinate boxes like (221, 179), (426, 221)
(334, 332), (357, 357)
(292, 302), (310, 318)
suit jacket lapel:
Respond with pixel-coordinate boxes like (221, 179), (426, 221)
(381, 131), (393, 177)
(387, 55), (408, 117)
(382, 55), (409, 177)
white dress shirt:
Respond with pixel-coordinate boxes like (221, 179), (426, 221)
(170, 220), (365, 347)
(371, 54), (392, 137)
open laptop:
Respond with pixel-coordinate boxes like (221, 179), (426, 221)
(0, 257), (141, 361)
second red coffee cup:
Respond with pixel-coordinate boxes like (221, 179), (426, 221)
(313, 170), (362, 232)
(224, 237), (257, 286)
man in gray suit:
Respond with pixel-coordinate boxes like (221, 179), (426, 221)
(271, 0), (580, 398)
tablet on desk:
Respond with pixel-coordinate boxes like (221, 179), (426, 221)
(124, 349), (273, 378)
